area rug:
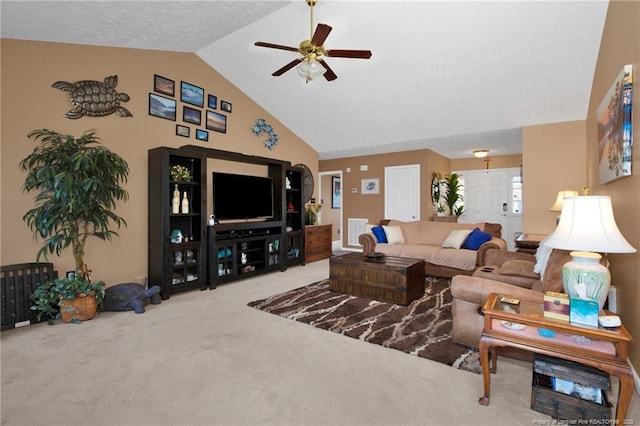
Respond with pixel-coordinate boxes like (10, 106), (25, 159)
(248, 276), (481, 374)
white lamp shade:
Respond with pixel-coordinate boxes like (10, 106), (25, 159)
(549, 190), (579, 212)
(544, 196), (636, 253)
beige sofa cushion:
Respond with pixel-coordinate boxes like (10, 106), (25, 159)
(388, 220), (486, 246)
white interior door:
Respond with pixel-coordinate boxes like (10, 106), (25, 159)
(384, 165), (420, 221)
(458, 168), (522, 250)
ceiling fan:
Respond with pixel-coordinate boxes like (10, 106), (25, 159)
(254, 0), (372, 83)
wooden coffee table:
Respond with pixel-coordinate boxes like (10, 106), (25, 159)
(329, 253), (425, 305)
(478, 292), (633, 423)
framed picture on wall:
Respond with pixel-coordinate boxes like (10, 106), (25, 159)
(180, 81), (204, 107)
(148, 93), (176, 121)
(597, 64), (633, 184)
(154, 75), (175, 96)
(332, 176), (341, 208)
(361, 178), (379, 195)
(183, 106), (201, 125)
(206, 110), (227, 133)
(221, 100), (232, 113)
(208, 94), (217, 109)
(195, 129), (209, 142)
(176, 124), (190, 138)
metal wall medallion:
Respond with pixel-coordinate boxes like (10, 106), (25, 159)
(52, 75), (132, 119)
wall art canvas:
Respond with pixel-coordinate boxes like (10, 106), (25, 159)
(597, 64), (633, 184)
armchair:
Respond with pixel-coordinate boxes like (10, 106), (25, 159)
(450, 247), (576, 348)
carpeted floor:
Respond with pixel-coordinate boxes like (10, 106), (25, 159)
(248, 276), (482, 374)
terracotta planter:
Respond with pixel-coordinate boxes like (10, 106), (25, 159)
(59, 291), (98, 323)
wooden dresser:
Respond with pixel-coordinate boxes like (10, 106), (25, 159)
(304, 224), (332, 263)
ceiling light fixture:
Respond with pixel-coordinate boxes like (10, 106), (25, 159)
(297, 54), (325, 83)
(473, 150), (489, 158)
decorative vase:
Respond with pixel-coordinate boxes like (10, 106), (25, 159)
(172, 185), (180, 214)
(305, 206), (316, 225)
(59, 291), (98, 323)
(562, 251), (610, 310)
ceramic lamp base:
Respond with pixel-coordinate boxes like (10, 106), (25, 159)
(562, 251), (610, 310)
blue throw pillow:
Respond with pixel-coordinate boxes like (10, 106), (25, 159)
(371, 226), (388, 243)
(463, 228), (492, 250)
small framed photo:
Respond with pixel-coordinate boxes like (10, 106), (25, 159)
(361, 178), (379, 195)
(183, 106), (201, 125)
(154, 74), (174, 96)
(221, 100), (232, 113)
(208, 94), (217, 109)
(332, 176), (341, 208)
(181, 81), (204, 107)
(206, 110), (227, 133)
(196, 129), (209, 142)
(176, 124), (190, 138)
(149, 93), (176, 121)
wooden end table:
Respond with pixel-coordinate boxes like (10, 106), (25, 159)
(514, 233), (547, 254)
(478, 292), (633, 423)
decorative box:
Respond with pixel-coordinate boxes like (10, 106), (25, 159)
(570, 297), (599, 327)
(543, 291), (570, 322)
(531, 354), (611, 421)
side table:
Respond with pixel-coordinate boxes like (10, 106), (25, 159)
(478, 292), (633, 423)
(514, 233), (547, 254)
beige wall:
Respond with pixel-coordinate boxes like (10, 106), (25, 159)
(522, 120), (588, 234)
(585, 0), (640, 370)
(451, 154), (521, 172)
(320, 149), (521, 248)
(0, 39), (317, 285)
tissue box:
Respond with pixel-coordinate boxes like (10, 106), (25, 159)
(543, 291), (570, 322)
(570, 298), (599, 327)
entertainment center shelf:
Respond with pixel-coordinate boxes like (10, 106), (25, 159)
(148, 145), (306, 299)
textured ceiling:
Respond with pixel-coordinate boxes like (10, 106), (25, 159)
(1, 1), (609, 160)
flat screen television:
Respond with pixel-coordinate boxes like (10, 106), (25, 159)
(212, 172), (274, 221)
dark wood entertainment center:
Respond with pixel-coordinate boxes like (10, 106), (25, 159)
(148, 146), (305, 299)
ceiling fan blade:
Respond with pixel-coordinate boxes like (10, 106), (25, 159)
(326, 49), (372, 59)
(272, 58), (304, 76)
(318, 59), (337, 81)
(255, 41), (299, 52)
(310, 23), (332, 47)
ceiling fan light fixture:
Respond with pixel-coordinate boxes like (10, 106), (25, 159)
(297, 57), (325, 83)
(473, 149), (490, 158)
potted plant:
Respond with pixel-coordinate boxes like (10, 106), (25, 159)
(30, 275), (106, 324)
(20, 129), (129, 322)
(443, 173), (465, 217)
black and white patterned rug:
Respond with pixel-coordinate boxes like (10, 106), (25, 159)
(248, 276), (481, 374)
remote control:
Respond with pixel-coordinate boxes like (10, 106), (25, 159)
(500, 297), (520, 305)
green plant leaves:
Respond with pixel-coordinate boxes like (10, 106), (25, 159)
(21, 129), (129, 269)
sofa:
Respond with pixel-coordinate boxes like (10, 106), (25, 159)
(358, 219), (506, 278)
(450, 246), (607, 349)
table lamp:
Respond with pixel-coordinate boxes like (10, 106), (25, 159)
(542, 196), (636, 310)
(550, 190), (579, 224)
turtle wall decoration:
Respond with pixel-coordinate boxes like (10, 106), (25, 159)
(52, 75), (132, 119)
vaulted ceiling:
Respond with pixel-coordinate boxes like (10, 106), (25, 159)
(1, 1), (609, 159)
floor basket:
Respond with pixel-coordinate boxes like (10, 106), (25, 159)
(60, 292), (98, 322)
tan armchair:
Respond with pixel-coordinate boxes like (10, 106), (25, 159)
(450, 247), (576, 349)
